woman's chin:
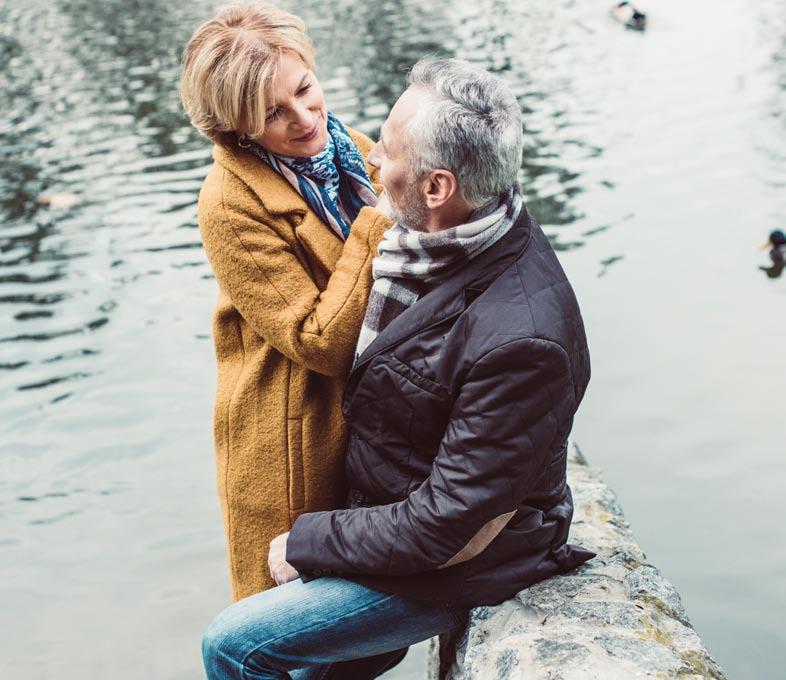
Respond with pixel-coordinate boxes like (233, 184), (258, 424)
(291, 125), (328, 157)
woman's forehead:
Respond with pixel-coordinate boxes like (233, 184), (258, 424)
(267, 52), (311, 104)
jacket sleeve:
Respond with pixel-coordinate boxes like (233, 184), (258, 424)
(286, 337), (577, 576)
(199, 168), (392, 377)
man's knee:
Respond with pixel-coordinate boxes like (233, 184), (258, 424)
(202, 604), (247, 678)
(202, 598), (289, 679)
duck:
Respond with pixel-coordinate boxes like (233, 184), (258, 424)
(763, 230), (786, 265)
(611, 2), (647, 31)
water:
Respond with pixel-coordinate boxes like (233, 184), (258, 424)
(1, 0), (784, 677)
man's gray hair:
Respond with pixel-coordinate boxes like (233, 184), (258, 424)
(405, 58), (523, 207)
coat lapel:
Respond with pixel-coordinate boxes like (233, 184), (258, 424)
(295, 211), (344, 275)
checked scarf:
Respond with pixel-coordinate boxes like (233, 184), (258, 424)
(354, 184), (524, 362)
(247, 111), (377, 239)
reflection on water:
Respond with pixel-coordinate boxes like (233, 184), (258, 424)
(1, 0), (785, 678)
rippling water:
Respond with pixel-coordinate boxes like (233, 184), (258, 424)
(1, 0), (784, 678)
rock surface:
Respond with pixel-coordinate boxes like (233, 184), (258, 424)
(427, 445), (727, 680)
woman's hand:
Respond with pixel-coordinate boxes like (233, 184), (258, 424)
(268, 532), (299, 585)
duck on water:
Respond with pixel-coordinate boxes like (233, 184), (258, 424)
(760, 230), (786, 278)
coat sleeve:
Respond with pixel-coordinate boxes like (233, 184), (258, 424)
(286, 337), (578, 576)
(198, 168), (392, 377)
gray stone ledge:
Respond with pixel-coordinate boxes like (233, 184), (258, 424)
(427, 445), (727, 680)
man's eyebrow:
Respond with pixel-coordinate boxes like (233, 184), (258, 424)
(266, 74), (310, 113)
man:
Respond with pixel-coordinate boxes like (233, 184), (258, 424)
(202, 57), (594, 680)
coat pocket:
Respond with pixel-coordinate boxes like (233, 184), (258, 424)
(388, 355), (451, 398)
(387, 355), (453, 451)
(286, 418), (305, 513)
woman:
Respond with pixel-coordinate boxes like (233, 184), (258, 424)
(180, 1), (392, 601)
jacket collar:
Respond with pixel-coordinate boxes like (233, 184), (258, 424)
(351, 206), (534, 373)
(213, 143), (305, 215)
(212, 138), (383, 275)
(212, 137), (383, 216)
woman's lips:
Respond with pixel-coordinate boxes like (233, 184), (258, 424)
(292, 124), (318, 143)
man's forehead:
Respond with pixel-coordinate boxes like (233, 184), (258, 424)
(382, 86), (425, 148)
(387, 87), (425, 128)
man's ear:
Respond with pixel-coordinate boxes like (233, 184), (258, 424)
(424, 169), (459, 209)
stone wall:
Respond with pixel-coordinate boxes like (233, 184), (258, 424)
(427, 445), (728, 680)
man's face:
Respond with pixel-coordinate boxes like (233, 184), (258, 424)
(368, 87), (429, 231)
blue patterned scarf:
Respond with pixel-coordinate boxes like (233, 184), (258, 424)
(247, 112), (377, 240)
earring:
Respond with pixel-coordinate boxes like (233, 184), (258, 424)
(237, 134), (252, 149)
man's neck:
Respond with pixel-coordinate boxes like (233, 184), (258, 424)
(422, 203), (475, 233)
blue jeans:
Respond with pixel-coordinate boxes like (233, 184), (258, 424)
(202, 576), (466, 679)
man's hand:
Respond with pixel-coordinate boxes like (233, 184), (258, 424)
(268, 532), (299, 586)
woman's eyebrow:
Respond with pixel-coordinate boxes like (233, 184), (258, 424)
(380, 127), (389, 152)
(292, 73), (310, 93)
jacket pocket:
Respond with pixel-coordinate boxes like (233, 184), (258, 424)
(388, 355), (451, 398)
(387, 355), (453, 451)
(286, 418), (305, 513)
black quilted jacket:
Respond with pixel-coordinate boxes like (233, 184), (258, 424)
(287, 206), (595, 606)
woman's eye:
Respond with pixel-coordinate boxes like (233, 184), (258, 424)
(297, 83), (312, 95)
(265, 107), (281, 122)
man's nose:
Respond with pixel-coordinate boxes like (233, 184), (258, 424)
(368, 141), (381, 168)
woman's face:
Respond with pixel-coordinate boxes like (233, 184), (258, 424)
(254, 51), (328, 158)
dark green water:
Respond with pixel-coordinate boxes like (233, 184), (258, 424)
(1, 1), (784, 678)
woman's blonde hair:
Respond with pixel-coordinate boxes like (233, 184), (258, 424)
(180, 1), (315, 146)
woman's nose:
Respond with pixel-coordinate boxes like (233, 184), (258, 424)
(289, 101), (312, 130)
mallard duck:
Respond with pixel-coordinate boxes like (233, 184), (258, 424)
(611, 2), (647, 31)
(763, 230), (786, 264)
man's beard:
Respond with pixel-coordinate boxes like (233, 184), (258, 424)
(389, 183), (429, 232)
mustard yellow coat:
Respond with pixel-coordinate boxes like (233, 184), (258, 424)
(197, 130), (390, 601)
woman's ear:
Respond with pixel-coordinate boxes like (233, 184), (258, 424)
(424, 169), (459, 209)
